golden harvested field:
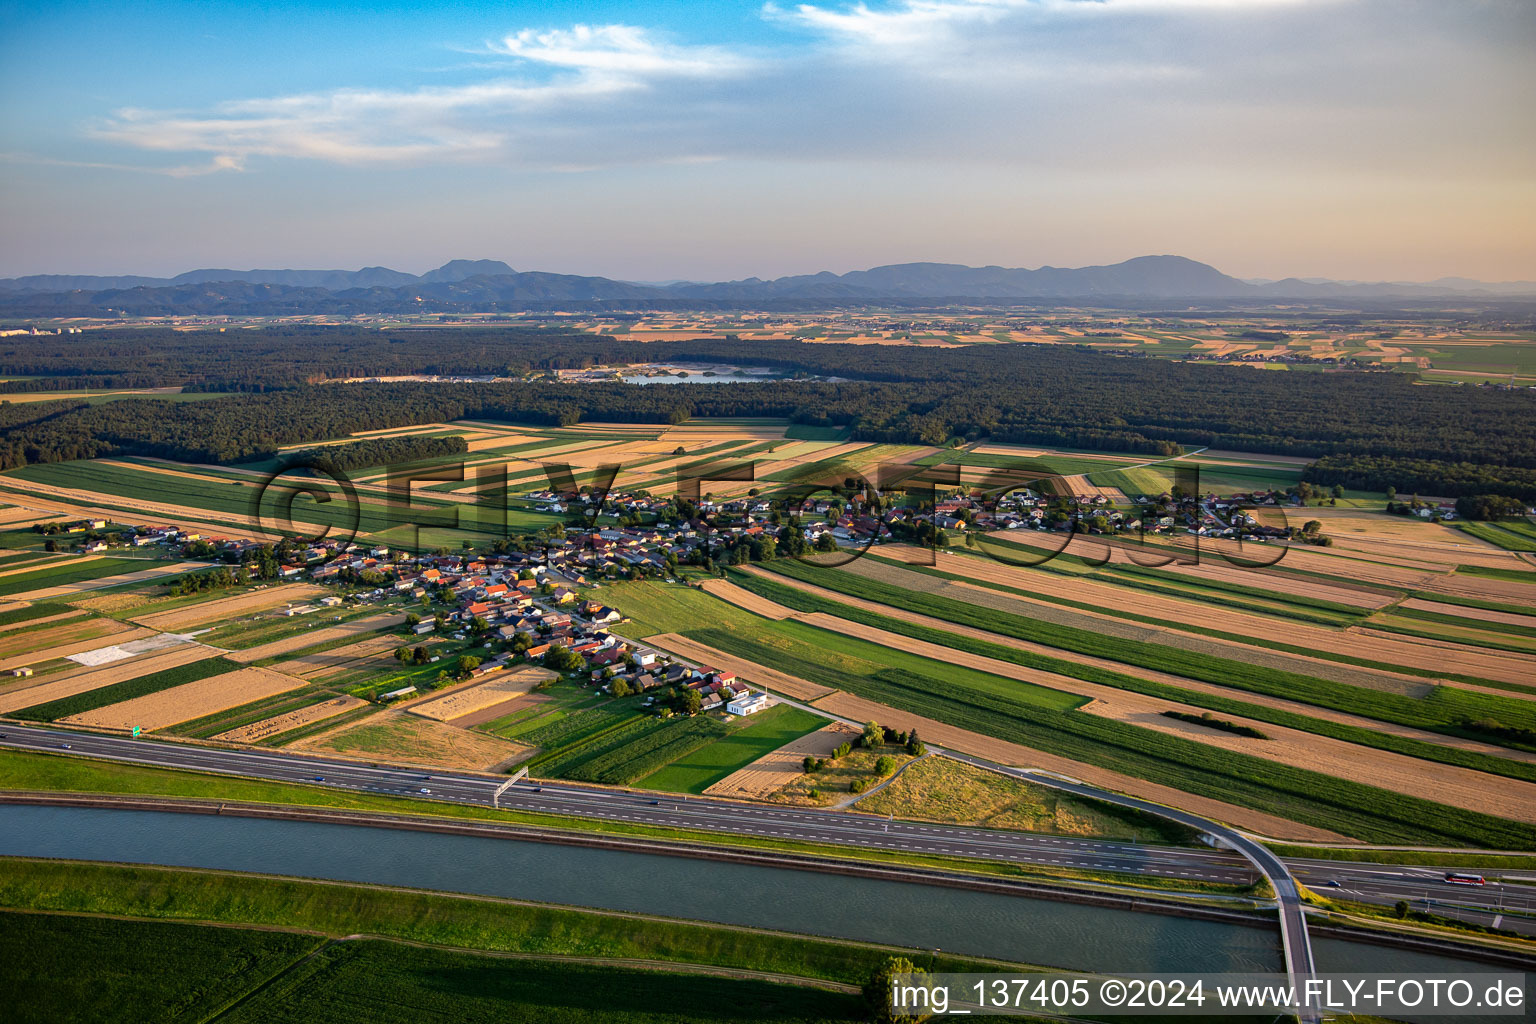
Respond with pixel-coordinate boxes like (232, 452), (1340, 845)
(281, 632), (411, 680)
(696, 578), (795, 619)
(0, 506), (64, 525)
(0, 481), (272, 542)
(405, 666), (556, 722)
(703, 723), (860, 798)
(810, 690), (1344, 841)
(0, 616), (128, 660)
(795, 611), (1536, 821)
(293, 709), (530, 771)
(61, 665), (307, 731)
(1058, 474), (1128, 503)
(0, 644), (219, 714)
(657, 424), (789, 443)
(741, 567), (1534, 761)
(642, 633), (834, 701)
(0, 622), (152, 672)
(878, 547), (1536, 686)
(130, 584), (325, 631)
(1399, 598), (1536, 629)
(224, 613), (406, 663)
(212, 696), (368, 743)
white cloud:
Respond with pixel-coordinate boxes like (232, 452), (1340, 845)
(488, 23), (748, 77)
(56, 0), (1535, 187)
(85, 23), (748, 172)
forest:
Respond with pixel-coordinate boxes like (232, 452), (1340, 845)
(0, 328), (1531, 474)
(1303, 455), (1536, 502)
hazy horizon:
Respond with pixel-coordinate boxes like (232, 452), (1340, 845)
(3, 0), (1533, 282)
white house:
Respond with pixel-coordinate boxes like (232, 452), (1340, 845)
(726, 691), (772, 716)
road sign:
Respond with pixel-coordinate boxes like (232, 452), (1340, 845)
(131, 726), (141, 737)
(493, 768), (529, 808)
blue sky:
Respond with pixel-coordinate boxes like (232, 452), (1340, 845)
(2, 0), (1532, 281)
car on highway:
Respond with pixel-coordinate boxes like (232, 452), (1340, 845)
(313, 776), (325, 782)
(648, 799), (661, 805)
(419, 788), (431, 794)
(1323, 880), (1342, 888)
(59, 743), (71, 749)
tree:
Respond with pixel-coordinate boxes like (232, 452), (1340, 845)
(1330, 484), (1345, 499)
(610, 678), (631, 698)
(456, 655), (482, 678)
(802, 755), (819, 773)
(43, 539), (57, 552)
(874, 755), (898, 777)
(405, 612), (420, 626)
(814, 532), (837, 552)
(395, 647), (409, 663)
(862, 720), (884, 749)
(412, 646), (428, 664)
(544, 644), (582, 673)
(1394, 900), (1410, 919)
(863, 957), (933, 1024)
(906, 730), (924, 756)
(683, 689), (703, 716)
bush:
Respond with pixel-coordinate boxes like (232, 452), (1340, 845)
(874, 755), (898, 777)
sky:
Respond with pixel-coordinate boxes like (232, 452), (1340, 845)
(1, 0), (1533, 283)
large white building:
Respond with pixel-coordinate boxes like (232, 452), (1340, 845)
(726, 691), (772, 716)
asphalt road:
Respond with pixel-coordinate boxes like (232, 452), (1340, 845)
(0, 725), (1255, 884)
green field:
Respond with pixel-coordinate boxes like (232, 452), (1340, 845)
(703, 571), (1536, 848)
(0, 909), (860, 1024)
(640, 705), (827, 793)
(0, 556), (149, 597)
(11, 657), (240, 722)
(734, 566), (1536, 781)
(4, 460), (562, 548)
(2, 911), (319, 1024)
(1457, 520), (1536, 552)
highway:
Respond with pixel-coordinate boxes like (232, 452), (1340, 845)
(0, 725), (1255, 884)
(5, 723), (1533, 1017)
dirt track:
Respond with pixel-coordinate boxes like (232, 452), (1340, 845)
(62, 665), (307, 731)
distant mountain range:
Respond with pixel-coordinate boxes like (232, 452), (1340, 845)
(1, 256), (1532, 315)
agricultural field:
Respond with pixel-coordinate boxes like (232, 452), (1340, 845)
(637, 704), (826, 793)
(0, 910), (859, 1024)
(292, 708), (531, 771)
(0, 415), (1281, 552)
(599, 557), (1536, 848)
